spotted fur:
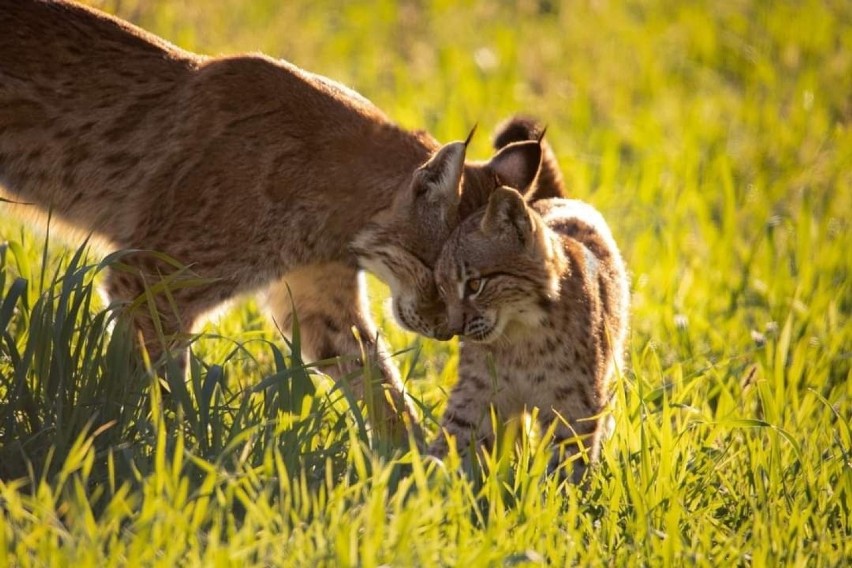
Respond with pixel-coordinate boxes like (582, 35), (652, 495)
(430, 189), (629, 482)
(0, 0), (547, 439)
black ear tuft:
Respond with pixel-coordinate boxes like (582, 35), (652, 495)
(464, 124), (478, 148)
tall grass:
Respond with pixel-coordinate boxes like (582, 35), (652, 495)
(1, 0), (850, 565)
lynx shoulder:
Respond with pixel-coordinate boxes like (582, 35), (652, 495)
(430, 188), (629, 482)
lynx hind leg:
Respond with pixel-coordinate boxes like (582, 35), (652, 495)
(264, 263), (420, 440)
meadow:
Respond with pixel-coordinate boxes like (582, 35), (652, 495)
(1, 0), (850, 565)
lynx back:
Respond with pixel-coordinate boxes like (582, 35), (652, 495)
(0, 0), (547, 439)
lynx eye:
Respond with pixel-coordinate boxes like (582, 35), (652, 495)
(466, 277), (484, 295)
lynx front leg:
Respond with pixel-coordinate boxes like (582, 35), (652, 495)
(104, 256), (233, 380)
(265, 263), (421, 444)
(540, 408), (605, 485)
(427, 374), (498, 460)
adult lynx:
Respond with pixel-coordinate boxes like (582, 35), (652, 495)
(430, 189), (629, 482)
(0, 0), (550, 434)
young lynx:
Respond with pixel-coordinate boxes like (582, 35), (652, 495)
(430, 188), (629, 482)
(0, 1), (548, 435)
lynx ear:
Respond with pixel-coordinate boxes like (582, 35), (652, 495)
(412, 140), (468, 205)
(492, 117), (565, 200)
(487, 140), (542, 192)
(480, 186), (533, 246)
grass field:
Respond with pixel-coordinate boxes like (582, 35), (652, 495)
(1, 0), (850, 565)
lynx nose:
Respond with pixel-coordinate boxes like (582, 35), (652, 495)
(432, 329), (453, 341)
(418, 297), (453, 339)
(446, 308), (466, 337)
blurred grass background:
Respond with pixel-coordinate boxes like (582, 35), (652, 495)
(1, 0), (850, 565)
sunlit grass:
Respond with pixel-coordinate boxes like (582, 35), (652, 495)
(1, 0), (850, 565)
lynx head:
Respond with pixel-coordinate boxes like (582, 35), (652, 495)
(434, 187), (563, 343)
(353, 137), (542, 340)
